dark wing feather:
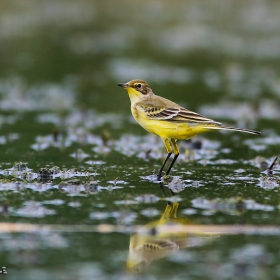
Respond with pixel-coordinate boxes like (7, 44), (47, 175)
(142, 106), (221, 125)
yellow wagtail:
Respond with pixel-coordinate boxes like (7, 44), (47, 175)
(118, 79), (261, 179)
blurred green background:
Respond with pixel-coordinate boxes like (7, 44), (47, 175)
(0, 1), (280, 279)
(2, 0), (280, 114)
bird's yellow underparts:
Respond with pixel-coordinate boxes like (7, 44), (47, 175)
(118, 79), (261, 178)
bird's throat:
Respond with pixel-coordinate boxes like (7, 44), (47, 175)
(126, 88), (142, 105)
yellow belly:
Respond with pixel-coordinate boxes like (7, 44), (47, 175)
(132, 108), (211, 140)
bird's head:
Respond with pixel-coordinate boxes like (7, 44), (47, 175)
(118, 79), (153, 104)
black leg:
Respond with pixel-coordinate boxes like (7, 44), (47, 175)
(169, 188), (175, 196)
(157, 152), (172, 179)
(158, 182), (166, 196)
(166, 153), (180, 175)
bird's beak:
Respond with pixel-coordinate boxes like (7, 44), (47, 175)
(118, 83), (128, 88)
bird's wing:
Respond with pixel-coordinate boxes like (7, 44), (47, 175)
(138, 102), (220, 124)
(140, 240), (179, 251)
(173, 107), (220, 123)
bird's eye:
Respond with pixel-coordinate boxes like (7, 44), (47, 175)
(136, 83), (142, 88)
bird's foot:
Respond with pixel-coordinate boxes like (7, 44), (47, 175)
(156, 173), (163, 182)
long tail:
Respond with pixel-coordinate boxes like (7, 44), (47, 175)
(206, 125), (261, 135)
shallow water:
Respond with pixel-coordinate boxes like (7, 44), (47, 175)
(0, 0), (280, 279)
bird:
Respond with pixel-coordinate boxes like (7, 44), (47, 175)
(118, 79), (261, 179)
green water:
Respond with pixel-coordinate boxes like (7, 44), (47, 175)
(0, 1), (280, 279)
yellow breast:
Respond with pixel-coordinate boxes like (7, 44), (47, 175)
(131, 106), (210, 140)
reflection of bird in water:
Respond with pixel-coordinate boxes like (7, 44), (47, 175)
(126, 201), (217, 273)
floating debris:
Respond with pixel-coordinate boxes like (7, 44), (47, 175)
(0, 164), (96, 191)
(85, 181), (100, 194)
(252, 156), (279, 177)
(65, 178), (81, 185)
(12, 162), (28, 171)
(21, 171), (34, 181)
(38, 168), (53, 176)
(70, 148), (90, 162)
(115, 211), (137, 226)
(114, 200), (138, 205)
(162, 174), (173, 184)
(259, 175), (279, 190)
(37, 168), (53, 182)
(13, 201), (56, 218)
(68, 201), (81, 208)
(42, 199), (64, 206)
(168, 177), (186, 193)
(192, 139), (202, 150)
(107, 179), (127, 186)
(141, 208), (160, 217)
(141, 174), (162, 183)
(261, 161), (269, 171)
(192, 197), (274, 214)
(49, 166), (61, 174)
(253, 156), (270, 171)
(85, 160), (105, 166)
(267, 156), (278, 175)
(135, 194), (160, 204)
(192, 181), (200, 188)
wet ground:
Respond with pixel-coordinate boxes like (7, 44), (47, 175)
(1, 0), (280, 279)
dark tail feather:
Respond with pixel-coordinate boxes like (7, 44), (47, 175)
(206, 125), (261, 135)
